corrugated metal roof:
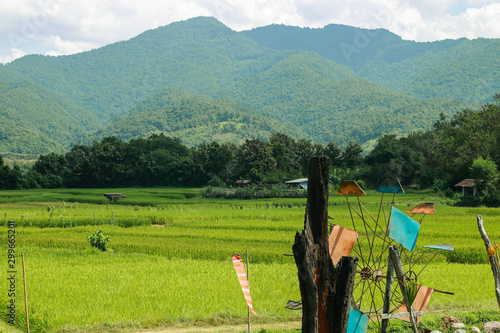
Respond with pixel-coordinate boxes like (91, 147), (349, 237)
(455, 179), (478, 187)
(285, 178), (308, 184)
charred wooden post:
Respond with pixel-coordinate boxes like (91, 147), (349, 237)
(293, 156), (358, 333)
(477, 215), (500, 308)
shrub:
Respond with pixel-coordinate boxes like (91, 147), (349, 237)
(87, 229), (110, 252)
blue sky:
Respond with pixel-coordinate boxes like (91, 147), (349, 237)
(1, 0), (500, 63)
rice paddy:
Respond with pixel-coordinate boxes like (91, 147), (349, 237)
(0, 187), (499, 332)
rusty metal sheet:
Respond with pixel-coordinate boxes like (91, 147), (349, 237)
(406, 203), (435, 215)
(424, 244), (454, 251)
(329, 225), (359, 265)
(284, 300), (302, 310)
(376, 179), (404, 194)
(347, 307), (369, 333)
(337, 180), (366, 196)
(397, 285), (434, 324)
(388, 206), (420, 251)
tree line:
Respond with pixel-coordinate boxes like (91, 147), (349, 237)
(1, 96), (499, 206)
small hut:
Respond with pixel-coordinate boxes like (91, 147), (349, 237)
(285, 178), (308, 190)
(455, 179), (478, 197)
(104, 193), (127, 202)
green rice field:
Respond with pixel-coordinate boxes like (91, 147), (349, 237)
(0, 187), (499, 332)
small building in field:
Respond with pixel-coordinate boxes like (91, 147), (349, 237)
(285, 178), (308, 190)
(455, 179), (479, 197)
(104, 193), (127, 202)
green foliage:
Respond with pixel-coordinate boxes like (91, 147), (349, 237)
(444, 248), (488, 264)
(87, 229), (110, 251)
(405, 280), (420, 306)
(459, 310), (500, 326)
(470, 157), (499, 190)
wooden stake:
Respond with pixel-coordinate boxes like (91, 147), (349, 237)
(22, 252), (30, 333)
(381, 252), (394, 333)
(477, 215), (500, 308)
(247, 249), (250, 333)
(389, 245), (418, 333)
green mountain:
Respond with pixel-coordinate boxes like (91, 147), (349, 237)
(0, 16), (490, 159)
(0, 67), (100, 158)
(242, 24), (500, 104)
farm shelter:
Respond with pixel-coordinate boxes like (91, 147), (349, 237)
(104, 193), (127, 202)
(454, 179), (478, 197)
(285, 178), (308, 189)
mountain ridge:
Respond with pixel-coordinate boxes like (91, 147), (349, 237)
(0, 16), (491, 160)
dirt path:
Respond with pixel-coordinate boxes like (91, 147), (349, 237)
(134, 321), (301, 333)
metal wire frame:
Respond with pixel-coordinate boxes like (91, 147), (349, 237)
(341, 190), (441, 333)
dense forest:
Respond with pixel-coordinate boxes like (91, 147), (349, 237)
(2, 96), (499, 206)
(1, 16), (494, 160)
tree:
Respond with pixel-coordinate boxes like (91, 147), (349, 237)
(0, 156), (24, 190)
(419, 96), (499, 190)
(340, 141), (364, 169)
(87, 137), (127, 187)
(237, 138), (276, 182)
(470, 157), (499, 194)
(193, 141), (236, 185)
(269, 132), (300, 178)
(29, 152), (67, 188)
(296, 138), (315, 176)
(324, 141), (342, 168)
(64, 144), (91, 187)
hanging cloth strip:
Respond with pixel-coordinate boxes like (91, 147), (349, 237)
(232, 254), (257, 315)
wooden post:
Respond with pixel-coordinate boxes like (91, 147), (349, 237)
(22, 252), (30, 333)
(389, 245), (418, 333)
(477, 215), (500, 308)
(246, 249), (251, 333)
(293, 156), (358, 333)
(381, 252), (394, 333)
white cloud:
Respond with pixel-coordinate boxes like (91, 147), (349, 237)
(43, 35), (99, 56)
(1, 0), (500, 63)
(0, 48), (27, 64)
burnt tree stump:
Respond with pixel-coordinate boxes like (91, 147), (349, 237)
(293, 156), (358, 333)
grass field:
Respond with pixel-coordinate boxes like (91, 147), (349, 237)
(0, 187), (499, 332)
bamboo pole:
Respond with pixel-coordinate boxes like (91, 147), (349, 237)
(22, 252), (30, 333)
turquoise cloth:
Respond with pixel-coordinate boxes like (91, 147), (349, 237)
(388, 206), (420, 251)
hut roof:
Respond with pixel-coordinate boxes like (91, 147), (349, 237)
(104, 193), (127, 198)
(285, 178), (308, 184)
(455, 179), (478, 187)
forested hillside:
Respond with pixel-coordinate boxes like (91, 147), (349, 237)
(3, 96), (498, 208)
(243, 24), (500, 104)
(0, 68), (100, 158)
(0, 16), (495, 160)
(89, 89), (306, 145)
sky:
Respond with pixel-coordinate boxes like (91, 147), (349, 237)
(1, 0), (500, 64)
